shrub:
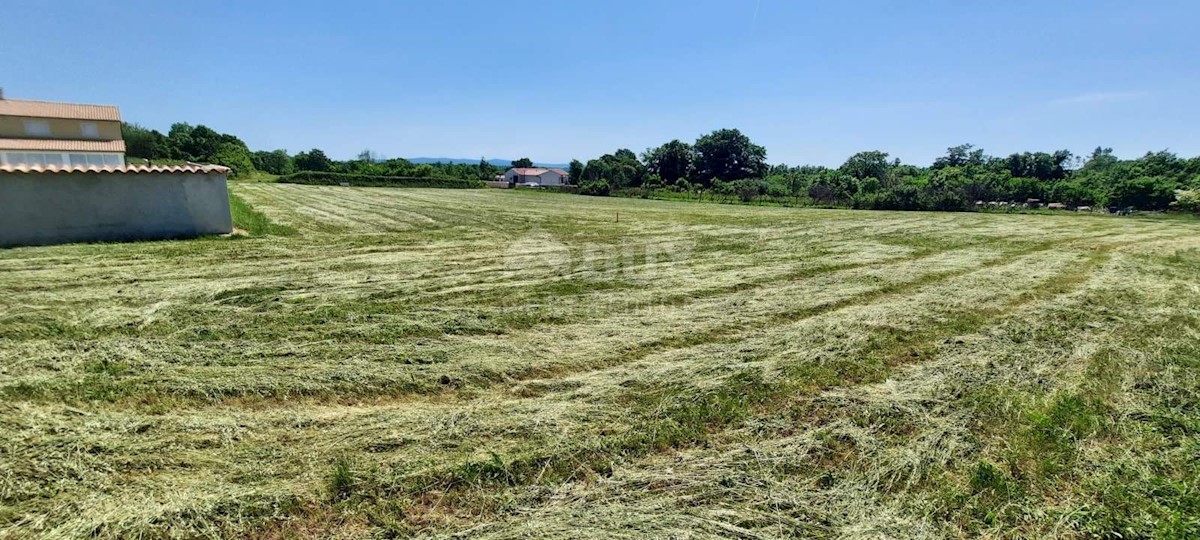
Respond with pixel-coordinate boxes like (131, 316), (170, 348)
(211, 142), (256, 179)
(1046, 180), (1098, 206)
(1003, 177), (1045, 202)
(1105, 176), (1176, 209)
(1171, 189), (1200, 213)
(765, 175), (792, 197)
(808, 183), (836, 203)
(578, 179), (612, 196)
(278, 171), (483, 189)
(728, 179), (767, 202)
(854, 184), (928, 211)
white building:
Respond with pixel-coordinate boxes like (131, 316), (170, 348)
(503, 167), (570, 186)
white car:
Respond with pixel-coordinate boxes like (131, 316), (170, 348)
(520, 182), (544, 189)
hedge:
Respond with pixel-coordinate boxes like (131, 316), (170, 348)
(278, 171), (484, 189)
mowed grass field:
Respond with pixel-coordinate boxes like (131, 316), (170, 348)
(3, 185), (1200, 539)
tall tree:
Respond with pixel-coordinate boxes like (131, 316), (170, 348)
(479, 157), (493, 180)
(693, 129), (767, 185)
(511, 157), (534, 168)
(121, 123), (168, 159)
(252, 150), (295, 176)
(932, 144), (986, 170)
(357, 149), (378, 163)
(567, 159), (585, 184)
(643, 139), (696, 184)
(294, 148), (333, 172)
(839, 151), (893, 182)
(581, 150), (645, 189)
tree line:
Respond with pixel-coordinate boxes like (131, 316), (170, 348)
(123, 121), (1200, 212)
(122, 123), (512, 180)
(570, 129), (1200, 212)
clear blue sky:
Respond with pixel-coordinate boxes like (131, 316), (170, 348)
(3, 0), (1196, 166)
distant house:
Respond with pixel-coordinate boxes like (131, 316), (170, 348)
(0, 91), (126, 167)
(503, 167), (569, 186)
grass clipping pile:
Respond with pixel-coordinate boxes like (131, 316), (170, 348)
(1, 184), (1199, 539)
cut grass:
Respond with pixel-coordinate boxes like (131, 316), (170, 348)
(228, 188), (296, 236)
(1, 186), (1199, 538)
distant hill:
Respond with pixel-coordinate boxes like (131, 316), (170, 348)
(408, 157), (570, 169)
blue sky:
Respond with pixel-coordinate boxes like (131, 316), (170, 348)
(3, 0), (1196, 166)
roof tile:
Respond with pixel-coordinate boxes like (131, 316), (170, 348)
(0, 99), (121, 121)
(0, 163), (232, 175)
(512, 167), (547, 175)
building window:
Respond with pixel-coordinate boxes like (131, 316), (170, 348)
(81, 122), (100, 139)
(24, 120), (51, 137)
(1, 152), (121, 167)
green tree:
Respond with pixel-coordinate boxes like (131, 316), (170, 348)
(511, 157), (534, 168)
(1046, 180), (1096, 206)
(643, 139), (696, 184)
(1106, 176), (1176, 209)
(932, 144), (986, 170)
(357, 149), (381, 163)
(412, 163), (437, 177)
(121, 123), (168, 159)
(568, 159), (585, 185)
(1002, 150), (1072, 180)
(1171, 189), (1200, 212)
(294, 149), (333, 172)
(693, 129), (767, 185)
(252, 150), (295, 176)
(180, 125), (223, 161)
(840, 151), (893, 183)
(582, 149), (645, 189)
(211, 142), (255, 178)
(165, 123), (196, 160)
(478, 157), (494, 180)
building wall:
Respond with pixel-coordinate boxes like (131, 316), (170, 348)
(0, 116), (122, 140)
(0, 171), (233, 248)
(502, 170), (568, 185)
(538, 172), (567, 186)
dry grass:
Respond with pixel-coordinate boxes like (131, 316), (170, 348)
(2, 185), (1199, 538)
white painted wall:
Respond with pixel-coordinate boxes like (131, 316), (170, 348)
(0, 171), (233, 247)
(537, 171), (567, 186)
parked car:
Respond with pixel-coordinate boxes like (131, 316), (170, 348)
(520, 182), (544, 189)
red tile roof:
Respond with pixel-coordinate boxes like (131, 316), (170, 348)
(0, 99), (121, 121)
(0, 164), (231, 175)
(0, 138), (126, 152)
(511, 168), (569, 176)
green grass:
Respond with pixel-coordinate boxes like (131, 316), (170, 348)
(237, 171), (281, 183)
(2, 186), (1200, 538)
(228, 188), (296, 236)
